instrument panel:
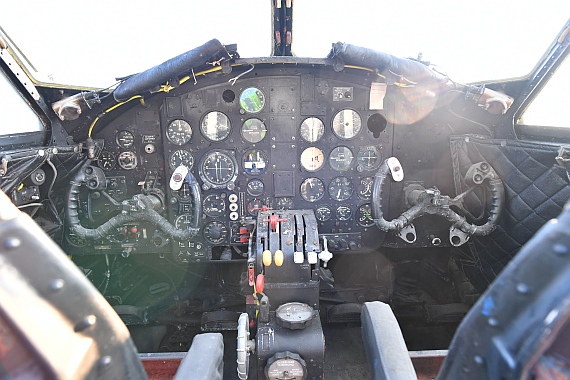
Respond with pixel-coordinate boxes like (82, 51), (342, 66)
(79, 65), (393, 261)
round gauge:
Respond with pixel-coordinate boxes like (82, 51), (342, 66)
(176, 182), (192, 201)
(275, 302), (314, 327)
(336, 205), (353, 221)
(300, 147), (325, 172)
(241, 118), (267, 143)
(328, 176), (354, 202)
(357, 146), (381, 171)
(276, 197), (293, 210)
(116, 130), (134, 148)
(357, 203), (375, 227)
(332, 109), (362, 140)
(201, 111), (231, 142)
(300, 177), (325, 202)
(358, 177), (374, 200)
(247, 199), (263, 216)
(98, 151), (116, 171)
(169, 149), (194, 170)
(117, 151), (137, 170)
(175, 214), (193, 230)
(266, 352), (307, 379)
(239, 87), (265, 113)
(247, 179), (264, 196)
(202, 194), (226, 218)
(243, 149), (268, 175)
(166, 119), (193, 145)
(300, 117), (325, 142)
(203, 221), (228, 244)
(315, 205), (332, 222)
(199, 150), (238, 187)
(329, 146), (354, 171)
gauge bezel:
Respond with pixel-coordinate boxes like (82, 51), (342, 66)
(336, 205), (353, 221)
(117, 151), (137, 170)
(329, 146), (355, 171)
(203, 221), (228, 244)
(166, 119), (193, 145)
(300, 177), (325, 202)
(357, 203), (375, 227)
(200, 111), (232, 142)
(202, 194), (226, 218)
(299, 117), (325, 143)
(357, 176), (374, 200)
(332, 109), (362, 140)
(328, 176), (354, 202)
(198, 149), (238, 189)
(97, 151), (116, 171)
(241, 118), (267, 143)
(356, 146), (382, 171)
(242, 149), (268, 176)
(116, 130), (135, 148)
(300, 146), (325, 172)
(247, 179), (265, 196)
(239, 87), (266, 114)
(315, 204), (332, 222)
(169, 149), (194, 170)
(174, 214), (193, 230)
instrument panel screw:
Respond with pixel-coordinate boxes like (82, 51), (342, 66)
(487, 318), (499, 327)
(49, 279), (65, 292)
(74, 315), (97, 332)
(4, 237), (21, 250)
(516, 283), (530, 294)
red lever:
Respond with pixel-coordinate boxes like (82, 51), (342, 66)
(256, 274), (265, 293)
(263, 214), (288, 232)
(248, 263), (255, 286)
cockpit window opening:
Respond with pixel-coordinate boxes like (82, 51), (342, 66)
(0, 70), (43, 135)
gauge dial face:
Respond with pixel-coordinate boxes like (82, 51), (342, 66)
(300, 177), (325, 202)
(199, 150), (237, 187)
(239, 87), (265, 113)
(329, 146), (354, 171)
(300, 117), (325, 142)
(357, 177), (374, 200)
(116, 130), (134, 148)
(336, 205), (353, 221)
(357, 203), (375, 227)
(247, 199), (263, 216)
(176, 182), (192, 201)
(243, 149), (268, 175)
(247, 179), (264, 196)
(166, 119), (192, 145)
(315, 205), (332, 222)
(202, 194), (226, 218)
(241, 118), (267, 143)
(117, 151), (137, 170)
(300, 147), (325, 172)
(332, 109), (362, 140)
(169, 149), (194, 170)
(201, 111), (231, 142)
(175, 214), (193, 230)
(203, 221), (228, 244)
(276, 197), (293, 210)
(98, 151), (116, 171)
(328, 176), (354, 201)
(357, 146), (381, 171)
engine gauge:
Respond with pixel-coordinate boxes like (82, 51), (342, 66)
(203, 194), (226, 218)
(357, 203), (375, 227)
(116, 130), (134, 148)
(300, 117), (325, 142)
(300, 147), (325, 172)
(169, 149), (194, 170)
(201, 111), (231, 142)
(336, 205), (353, 221)
(300, 177), (325, 202)
(175, 214), (193, 230)
(276, 197), (293, 210)
(328, 176), (354, 201)
(357, 177), (374, 200)
(117, 151), (137, 170)
(166, 119), (192, 145)
(239, 87), (265, 114)
(332, 109), (362, 140)
(243, 149), (268, 175)
(329, 146), (354, 171)
(97, 151), (116, 171)
(247, 179), (264, 196)
(176, 182), (192, 201)
(357, 146), (381, 171)
(241, 118), (267, 143)
(199, 150), (238, 188)
(203, 221), (228, 244)
(247, 199), (263, 216)
(315, 205), (332, 222)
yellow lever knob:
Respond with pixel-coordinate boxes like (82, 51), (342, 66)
(274, 249), (284, 266)
(262, 250), (272, 266)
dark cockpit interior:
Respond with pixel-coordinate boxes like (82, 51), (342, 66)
(2, 3), (570, 379)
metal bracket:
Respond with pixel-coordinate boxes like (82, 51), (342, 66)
(398, 224), (417, 244)
(0, 47), (40, 101)
(333, 57), (345, 72)
(449, 227), (470, 246)
(221, 59), (232, 74)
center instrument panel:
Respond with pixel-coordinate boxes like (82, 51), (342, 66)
(65, 64), (394, 261)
